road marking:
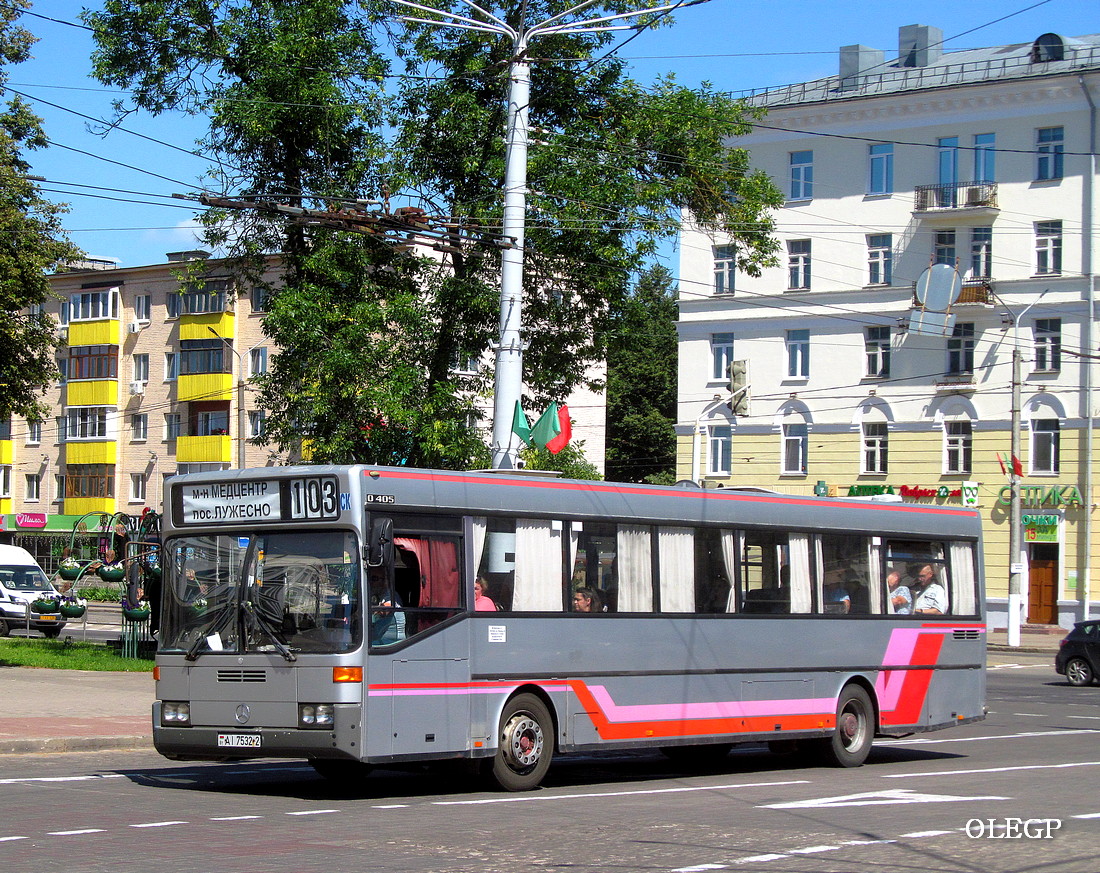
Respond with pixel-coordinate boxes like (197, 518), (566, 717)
(49, 829), (105, 836)
(673, 865), (728, 872)
(0, 774), (126, 785)
(210, 816), (262, 821)
(131, 821), (188, 828)
(286, 809), (339, 816)
(372, 804), (409, 809)
(0, 836), (28, 842)
(1066, 715), (1100, 720)
(901, 830), (955, 838)
(888, 728), (1100, 746)
(787, 845), (839, 854)
(1072, 813), (1100, 819)
(434, 780), (810, 806)
(884, 760), (1100, 778)
(1010, 713), (1046, 717)
(736, 855), (785, 864)
(761, 789), (1006, 809)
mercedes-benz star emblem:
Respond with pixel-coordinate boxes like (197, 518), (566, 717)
(234, 704), (251, 724)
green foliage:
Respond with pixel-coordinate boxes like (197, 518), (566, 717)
(606, 265), (678, 484)
(519, 442), (601, 481)
(85, 1), (782, 468)
(0, 0), (82, 421)
(0, 637), (154, 671)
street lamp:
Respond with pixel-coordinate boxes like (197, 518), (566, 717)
(393, 0), (698, 469)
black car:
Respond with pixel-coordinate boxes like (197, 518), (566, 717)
(1055, 621), (1100, 686)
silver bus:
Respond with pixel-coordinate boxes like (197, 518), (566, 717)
(154, 465), (986, 790)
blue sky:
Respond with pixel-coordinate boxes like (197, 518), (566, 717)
(16, 0), (1099, 270)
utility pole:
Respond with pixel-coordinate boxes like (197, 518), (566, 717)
(393, 0), (695, 469)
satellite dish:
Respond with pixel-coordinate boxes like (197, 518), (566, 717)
(914, 263), (962, 312)
(907, 308), (957, 337)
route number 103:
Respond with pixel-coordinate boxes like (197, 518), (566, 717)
(287, 477), (339, 520)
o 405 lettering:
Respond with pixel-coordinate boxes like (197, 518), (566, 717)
(365, 494), (396, 504)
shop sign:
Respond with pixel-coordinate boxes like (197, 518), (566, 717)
(15, 512), (48, 529)
(1023, 514), (1059, 543)
(847, 484), (962, 500)
(997, 485), (1083, 507)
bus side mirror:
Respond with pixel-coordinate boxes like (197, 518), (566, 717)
(367, 517), (393, 568)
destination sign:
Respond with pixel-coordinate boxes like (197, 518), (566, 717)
(178, 476), (341, 525)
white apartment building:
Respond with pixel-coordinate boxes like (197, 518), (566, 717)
(677, 27), (1099, 630)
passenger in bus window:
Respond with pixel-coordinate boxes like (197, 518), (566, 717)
(474, 577), (498, 611)
(572, 587), (602, 613)
(887, 568), (912, 615)
(912, 564), (948, 615)
(369, 568), (405, 643)
(822, 568), (851, 614)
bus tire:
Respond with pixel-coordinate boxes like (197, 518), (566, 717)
(309, 759), (372, 783)
(818, 684), (874, 768)
(1065, 658), (1094, 686)
(491, 693), (553, 792)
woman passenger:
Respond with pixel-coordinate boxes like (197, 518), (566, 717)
(572, 587), (602, 613)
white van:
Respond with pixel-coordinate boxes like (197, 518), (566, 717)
(0, 544), (67, 638)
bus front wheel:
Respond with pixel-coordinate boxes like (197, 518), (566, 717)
(816, 685), (874, 768)
(491, 693), (553, 791)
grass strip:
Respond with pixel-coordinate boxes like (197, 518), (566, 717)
(0, 637), (154, 672)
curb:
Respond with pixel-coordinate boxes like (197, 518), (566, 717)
(987, 645), (1055, 655)
(0, 735), (152, 756)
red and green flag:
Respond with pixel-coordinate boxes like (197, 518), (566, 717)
(531, 402), (572, 454)
(511, 400), (531, 445)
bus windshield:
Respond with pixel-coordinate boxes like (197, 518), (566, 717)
(160, 530), (361, 657)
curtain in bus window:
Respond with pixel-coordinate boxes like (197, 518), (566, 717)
(514, 519), (562, 611)
(471, 517), (487, 584)
(616, 525), (653, 612)
(721, 530), (739, 612)
(950, 542), (976, 615)
(788, 533), (812, 613)
(659, 527), (695, 612)
(393, 537), (460, 609)
(867, 539), (883, 614)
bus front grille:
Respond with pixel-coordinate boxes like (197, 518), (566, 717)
(217, 669), (267, 683)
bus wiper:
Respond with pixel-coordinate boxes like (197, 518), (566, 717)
(240, 599), (297, 662)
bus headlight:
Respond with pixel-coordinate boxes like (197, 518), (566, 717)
(298, 704), (335, 728)
(162, 702), (191, 725)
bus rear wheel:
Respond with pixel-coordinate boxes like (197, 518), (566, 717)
(816, 685), (874, 768)
(491, 693), (553, 791)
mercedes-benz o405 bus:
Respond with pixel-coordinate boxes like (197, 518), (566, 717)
(153, 465), (986, 790)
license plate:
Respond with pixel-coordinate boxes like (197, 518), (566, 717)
(38, 615), (57, 621)
(217, 733), (261, 748)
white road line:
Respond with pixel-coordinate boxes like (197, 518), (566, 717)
(736, 855), (786, 864)
(49, 829), (105, 836)
(787, 845), (840, 854)
(210, 816), (262, 821)
(841, 840), (897, 846)
(885, 760), (1100, 778)
(372, 804), (409, 809)
(286, 809), (339, 816)
(1072, 813), (1100, 819)
(901, 830), (956, 838)
(888, 728), (1100, 746)
(1066, 715), (1100, 720)
(0, 774), (126, 785)
(0, 836), (28, 842)
(434, 779), (810, 806)
(131, 821), (188, 828)
(673, 865), (728, 872)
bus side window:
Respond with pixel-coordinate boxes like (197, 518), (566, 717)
(818, 534), (876, 615)
(740, 530), (791, 614)
(692, 527), (733, 614)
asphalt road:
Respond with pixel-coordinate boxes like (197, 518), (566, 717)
(0, 657), (1094, 873)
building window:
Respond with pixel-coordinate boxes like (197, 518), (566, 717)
(54, 474), (64, 502)
(131, 413), (148, 442)
(1034, 318), (1062, 371)
(1036, 127), (1064, 181)
(26, 420), (41, 444)
(865, 326), (891, 377)
(944, 421), (973, 474)
(132, 353), (149, 384)
(69, 288), (120, 321)
(25, 473), (40, 502)
(180, 339), (230, 375)
(789, 150), (813, 200)
(1031, 419), (1060, 474)
(937, 136), (959, 206)
(56, 357), (68, 384)
(197, 410), (230, 436)
(710, 333), (734, 381)
(164, 413), (181, 441)
(134, 294), (151, 322)
(166, 292), (181, 319)
(934, 229), (956, 266)
(54, 416), (64, 444)
(130, 473), (147, 503)
(947, 322), (975, 375)
(165, 352), (178, 381)
(251, 285), (270, 312)
(713, 244), (735, 295)
(867, 234), (892, 285)
(970, 227), (992, 279)
(868, 143), (893, 194)
(782, 422), (808, 475)
(0, 465), (9, 499)
(1036, 221), (1062, 275)
(249, 410), (266, 439)
(63, 407), (110, 441)
(973, 133), (995, 182)
(250, 347), (269, 377)
(708, 424), (731, 475)
(786, 329), (809, 378)
(69, 345), (119, 380)
(787, 240), (811, 290)
(862, 421), (888, 474)
(65, 464), (114, 498)
(181, 281), (228, 315)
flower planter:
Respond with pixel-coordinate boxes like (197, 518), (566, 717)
(122, 607), (151, 622)
(98, 564), (127, 583)
(60, 602), (87, 619)
(57, 564), (83, 582)
(32, 599), (60, 614)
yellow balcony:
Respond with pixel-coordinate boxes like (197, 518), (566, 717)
(68, 320), (121, 346)
(64, 441), (118, 465)
(65, 497), (116, 516)
(179, 311), (236, 341)
(0, 440), (12, 464)
(177, 435), (233, 464)
(66, 380), (120, 407)
(0, 498), (11, 514)
(178, 372), (234, 402)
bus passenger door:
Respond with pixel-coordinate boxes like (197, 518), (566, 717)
(389, 657), (470, 756)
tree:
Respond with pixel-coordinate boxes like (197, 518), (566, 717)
(0, 0), (82, 422)
(605, 265), (677, 484)
(86, 1), (782, 468)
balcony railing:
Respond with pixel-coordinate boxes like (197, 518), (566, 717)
(914, 182), (998, 212)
